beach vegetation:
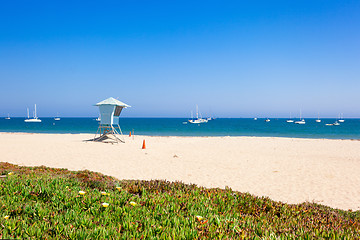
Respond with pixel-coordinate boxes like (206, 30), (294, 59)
(0, 162), (359, 239)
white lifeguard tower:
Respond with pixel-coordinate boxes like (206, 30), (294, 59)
(93, 97), (130, 143)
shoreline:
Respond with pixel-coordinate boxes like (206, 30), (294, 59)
(0, 131), (359, 141)
(1, 132), (360, 210)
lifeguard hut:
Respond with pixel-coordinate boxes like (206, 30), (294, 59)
(93, 97), (130, 143)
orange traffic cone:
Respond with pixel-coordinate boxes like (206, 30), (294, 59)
(142, 140), (146, 149)
(129, 131), (132, 137)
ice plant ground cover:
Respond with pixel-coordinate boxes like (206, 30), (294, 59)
(0, 162), (359, 239)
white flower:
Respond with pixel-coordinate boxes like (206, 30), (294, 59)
(101, 202), (109, 208)
(196, 215), (203, 221)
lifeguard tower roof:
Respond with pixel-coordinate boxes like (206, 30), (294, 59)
(95, 97), (131, 108)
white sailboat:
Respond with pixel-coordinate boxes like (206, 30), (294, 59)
(96, 114), (101, 122)
(338, 113), (345, 123)
(286, 112), (294, 123)
(54, 112), (60, 121)
(5, 114), (10, 120)
(265, 118), (270, 122)
(294, 110), (305, 124)
(316, 113), (321, 123)
(326, 116), (341, 126)
(188, 105), (208, 124)
(24, 104), (42, 123)
(326, 121), (340, 126)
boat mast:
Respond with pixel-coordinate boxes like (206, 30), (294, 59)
(34, 104), (37, 119)
(27, 108), (29, 119)
(196, 105), (199, 119)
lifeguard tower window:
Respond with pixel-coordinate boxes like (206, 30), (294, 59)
(114, 106), (123, 116)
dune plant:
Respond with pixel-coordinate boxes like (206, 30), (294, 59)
(0, 162), (359, 239)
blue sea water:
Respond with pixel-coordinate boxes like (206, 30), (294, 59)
(0, 118), (360, 139)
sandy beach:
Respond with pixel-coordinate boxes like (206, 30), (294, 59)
(1, 132), (359, 211)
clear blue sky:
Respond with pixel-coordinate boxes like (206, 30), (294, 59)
(1, 0), (359, 118)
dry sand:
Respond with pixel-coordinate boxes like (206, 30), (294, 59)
(1, 132), (360, 211)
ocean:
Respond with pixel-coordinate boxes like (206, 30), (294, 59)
(1, 117), (360, 139)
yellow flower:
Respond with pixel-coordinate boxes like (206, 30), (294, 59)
(101, 191), (107, 196)
(8, 172), (14, 176)
(4, 215), (9, 220)
(196, 215), (204, 221)
(101, 202), (109, 208)
(130, 201), (137, 206)
(116, 187), (121, 191)
(79, 191), (86, 195)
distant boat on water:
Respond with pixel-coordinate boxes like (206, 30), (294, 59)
(286, 112), (294, 123)
(24, 104), (42, 123)
(294, 110), (305, 124)
(338, 113), (345, 123)
(316, 113), (321, 123)
(54, 112), (60, 121)
(188, 105), (208, 124)
(265, 118), (270, 122)
(5, 114), (10, 120)
(327, 121), (340, 126)
(295, 119), (305, 124)
(254, 118), (257, 120)
(96, 114), (101, 122)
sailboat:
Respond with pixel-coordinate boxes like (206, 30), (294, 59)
(96, 114), (101, 122)
(54, 112), (60, 121)
(24, 104), (42, 123)
(294, 110), (305, 124)
(326, 121), (340, 126)
(5, 114), (10, 120)
(265, 118), (270, 122)
(188, 105), (208, 124)
(338, 113), (345, 123)
(316, 113), (321, 123)
(286, 112), (294, 123)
